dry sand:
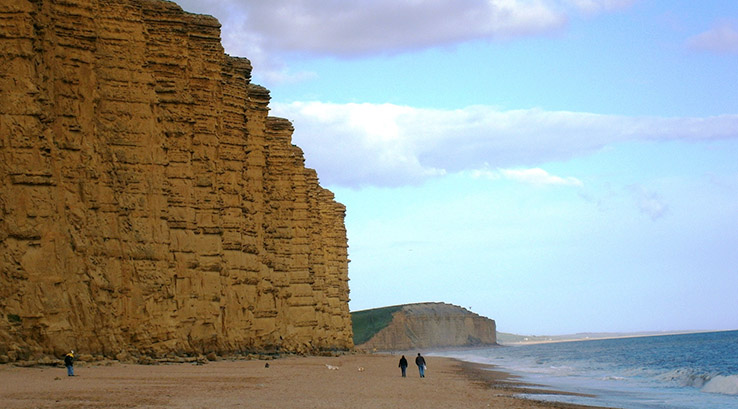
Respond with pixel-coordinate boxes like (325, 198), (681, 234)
(0, 354), (612, 408)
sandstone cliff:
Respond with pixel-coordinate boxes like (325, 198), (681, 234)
(0, 0), (352, 363)
(353, 303), (497, 350)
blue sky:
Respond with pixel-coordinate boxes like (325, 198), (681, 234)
(174, 0), (738, 335)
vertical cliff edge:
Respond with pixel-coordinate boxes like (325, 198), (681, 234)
(0, 0), (352, 363)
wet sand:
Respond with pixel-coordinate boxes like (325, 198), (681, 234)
(0, 354), (613, 408)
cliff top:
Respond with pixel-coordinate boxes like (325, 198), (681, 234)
(400, 302), (480, 317)
(353, 302), (481, 317)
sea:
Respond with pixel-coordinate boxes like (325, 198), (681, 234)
(432, 330), (738, 409)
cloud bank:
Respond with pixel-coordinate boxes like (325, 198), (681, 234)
(270, 102), (738, 188)
(174, 0), (637, 82)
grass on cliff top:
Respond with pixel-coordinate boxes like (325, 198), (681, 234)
(351, 305), (403, 346)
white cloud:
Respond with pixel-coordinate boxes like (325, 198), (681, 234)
(687, 21), (738, 54)
(472, 167), (582, 187)
(470, 169), (503, 181)
(271, 102), (738, 188)
(172, 0), (637, 84)
(502, 168), (584, 186)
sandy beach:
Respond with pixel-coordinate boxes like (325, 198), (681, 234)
(0, 354), (613, 409)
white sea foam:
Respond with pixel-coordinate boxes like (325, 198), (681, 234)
(701, 375), (738, 395)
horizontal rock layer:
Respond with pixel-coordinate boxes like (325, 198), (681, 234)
(0, 0), (352, 362)
(356, 303), (497, 350)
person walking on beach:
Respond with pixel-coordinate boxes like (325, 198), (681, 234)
(415, 353), (426, 378)
(398, 355), (408, 377)
(64, 350), (75, 376)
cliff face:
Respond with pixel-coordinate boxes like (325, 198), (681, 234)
(355, 303), (496, 350)
(0, 0), (352, 363)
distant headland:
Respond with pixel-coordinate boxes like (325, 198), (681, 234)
(352, 302), (497, 350)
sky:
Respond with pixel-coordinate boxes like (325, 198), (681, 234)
(173, 0), (738, 335)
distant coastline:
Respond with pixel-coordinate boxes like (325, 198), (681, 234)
(497, 329), (734, 345)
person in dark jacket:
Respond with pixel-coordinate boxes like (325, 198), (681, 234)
(415, 353), (426, 378)
(398, 355), (408, 377)
(64, 350), (75, 376)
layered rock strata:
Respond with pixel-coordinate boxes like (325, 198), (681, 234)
(356, 303), (496, 350)
(0, 0), (352, 363)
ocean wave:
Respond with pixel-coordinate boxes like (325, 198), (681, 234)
(436, 332), (738, 408)
(701, 375), (738, 395)
(658, 369), (738, 395)
(658, 368), (711, 388)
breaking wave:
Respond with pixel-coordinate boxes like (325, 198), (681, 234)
(659, 368), (738, 395)
(701, 375), (738, 395)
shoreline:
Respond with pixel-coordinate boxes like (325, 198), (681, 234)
(0, 353), (614, 409)
(453, 359), (613, 409)
(498, 329), (734, 346)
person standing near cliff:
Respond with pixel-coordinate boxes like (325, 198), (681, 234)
(64, 350), (75, 376)
(415, 353), (426, 378)
(399, 355), (408, 377)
